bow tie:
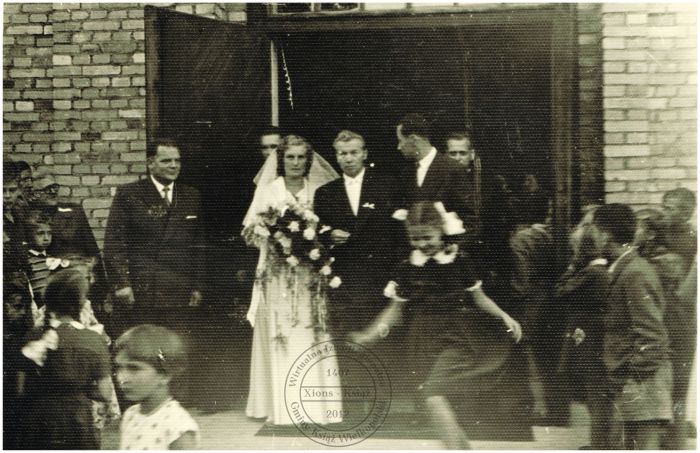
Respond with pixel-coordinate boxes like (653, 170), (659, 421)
(46, 257), (70, 270)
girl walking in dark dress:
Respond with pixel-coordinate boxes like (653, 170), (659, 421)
(17, 268), (113, 449)
(352, 201), (522, 449)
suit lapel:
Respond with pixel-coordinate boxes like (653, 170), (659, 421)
(420, 154), (444, 198)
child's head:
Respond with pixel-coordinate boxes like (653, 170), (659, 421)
(592, 203), (636, 257)
(44, 268), (89, 320)
(406, 202), (445, 256)
(114, 325), (187, 403)
(24, 210), (53, 252)
(634, 208), (666, 255)
(662, 188), (696, 227)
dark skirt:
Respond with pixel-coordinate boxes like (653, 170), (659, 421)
(18, 393), (99, 450)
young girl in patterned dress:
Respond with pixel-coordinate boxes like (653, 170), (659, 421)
(115, 324), (200, 450)
(352, 201), (522, 449)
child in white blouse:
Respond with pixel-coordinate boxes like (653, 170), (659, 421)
(114, 324), (199, 450)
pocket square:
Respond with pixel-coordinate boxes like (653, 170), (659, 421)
(186, 215), (198, 219)
(362, 202), (375, 209)
(58, 207), (73, 212)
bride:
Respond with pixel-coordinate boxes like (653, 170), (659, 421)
(243, 135), (343, 425)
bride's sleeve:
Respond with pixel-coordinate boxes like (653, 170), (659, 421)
(242, 182), (271, 229)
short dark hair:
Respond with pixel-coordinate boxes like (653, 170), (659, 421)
(399, 114), (431, 141)
(446, 132), (473, 143)
(4, 161), (20, 183)
(276, 135), (314, 177)
(593, 203), (637, 245)
(114, 324), (188, 377)
(663, 187), (696, 211)
(259, 126), (281, 138)
(15, 161), (31, 173)
(147, 138), (180, 159)
(44, 268), (89, 319)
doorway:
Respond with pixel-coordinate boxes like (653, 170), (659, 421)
(275, 24), (553, 202)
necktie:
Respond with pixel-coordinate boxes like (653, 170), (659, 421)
(162, 186), (171, 209)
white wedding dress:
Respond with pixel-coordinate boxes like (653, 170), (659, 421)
(244, 171), (343, 425)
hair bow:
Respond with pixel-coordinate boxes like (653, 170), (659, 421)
(433, 202), (466, 236)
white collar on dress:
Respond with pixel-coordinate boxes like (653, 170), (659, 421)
(409, 243), (459, 266)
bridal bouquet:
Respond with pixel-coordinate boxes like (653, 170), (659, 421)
(243, 200), (342, 341)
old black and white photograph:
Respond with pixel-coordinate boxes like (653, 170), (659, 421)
(2, 1), (697, 449)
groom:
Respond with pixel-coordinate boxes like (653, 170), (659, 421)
(314, 130), (398, 337)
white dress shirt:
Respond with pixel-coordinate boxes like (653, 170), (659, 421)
(416, 147), (438, 187)
(150, 175), (173, 204)
(343, 168), (365, 216)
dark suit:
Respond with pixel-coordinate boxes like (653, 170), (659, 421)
(397, 150), (475, 225)
(104, 178), (205, 314)
(314, 169), (398, 336)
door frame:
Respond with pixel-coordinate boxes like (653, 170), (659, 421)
(147, 4), (578, 259)
(259, 4), (577, 253)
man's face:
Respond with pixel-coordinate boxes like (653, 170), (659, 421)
(446, 138), (475, 167)
(18, 169), (33, 196)
(396, 125), (420, 160)
(3, 182), (19, 209)
(260, 134), (281, 159)
(35, 184), (60, 206)
(335, 139), (367, 178)
(148, 145), (181, 185)
(662, 196), (691, 226)
(31, 224), (52, 252)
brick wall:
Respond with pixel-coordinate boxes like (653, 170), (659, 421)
(3, 3), (246, 244)
(4, 4), (697, 245)
(601, 3), (697, 209)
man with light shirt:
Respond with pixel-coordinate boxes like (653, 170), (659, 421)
(314, 130), (398, 338)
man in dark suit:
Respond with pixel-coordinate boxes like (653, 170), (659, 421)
(104, 138), (205, 331)
(314, 130), (398, 337)
(395, 114), (475, 231)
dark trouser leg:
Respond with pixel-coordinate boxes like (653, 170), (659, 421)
(662, 341), (695, 449)
(587, 375), (616, 449)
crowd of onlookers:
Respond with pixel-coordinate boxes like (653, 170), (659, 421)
(3, 143), (697, 450)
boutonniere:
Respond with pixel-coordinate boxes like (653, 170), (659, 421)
(362, 202), (375, 210)
(147, 205), (167, 219)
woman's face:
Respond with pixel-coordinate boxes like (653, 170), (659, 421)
(407, 225), (444, 256)
(283, 145), (308, 178)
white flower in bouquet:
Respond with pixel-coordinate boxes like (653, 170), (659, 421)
(329, 276), (342, 288)
(253, 224), (270, 237)
(303, 227), (316, 240)
(288, 221), (300, 233)
(319, 225), (332, 234)
(309, 248), (321, 261)
(273, 231), (284, 239)
(278, 235), (292, 249)
(286, 256), (299, 267)
(302, 210), (319, 223)
(320, 265), (332, 276)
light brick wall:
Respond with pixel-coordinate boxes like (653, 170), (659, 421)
(4, 4), (697, 244)
(3, 3), (246, 244)
(601, 3), (697, 209)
